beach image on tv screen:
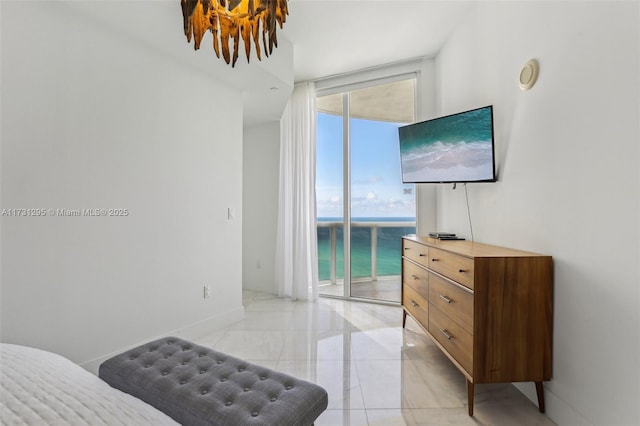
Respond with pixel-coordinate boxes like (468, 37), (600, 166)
(399, 107), (494, 182)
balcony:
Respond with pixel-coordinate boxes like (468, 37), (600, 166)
(317, 219), (416, 303)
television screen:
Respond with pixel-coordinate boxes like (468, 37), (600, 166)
(398, 105), (496, 183)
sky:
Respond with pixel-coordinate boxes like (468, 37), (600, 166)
(316, 113), (416, 219)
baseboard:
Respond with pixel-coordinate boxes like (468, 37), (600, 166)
(514, 382), (592, 426)
(81, 305), (245, 375)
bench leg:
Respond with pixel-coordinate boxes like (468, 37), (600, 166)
(402, 310), (407, 328)
(467, 380), (474, 416)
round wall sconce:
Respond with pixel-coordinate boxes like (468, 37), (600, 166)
(519, 59), (539, 91)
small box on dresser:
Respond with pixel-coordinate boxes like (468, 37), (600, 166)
(401, 235), (553, 416)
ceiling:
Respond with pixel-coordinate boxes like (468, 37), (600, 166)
(317, 79), (416, 123)
(284, 1), (473, 82)
(66, 1), (472, 125)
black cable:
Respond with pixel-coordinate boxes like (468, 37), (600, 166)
(464, 183), (474, 242)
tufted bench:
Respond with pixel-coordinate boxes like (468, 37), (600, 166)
(98, 336), (328, 426)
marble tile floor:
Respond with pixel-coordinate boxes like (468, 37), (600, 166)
(194, 290), (556, 426)
(319, 279), (402, 303)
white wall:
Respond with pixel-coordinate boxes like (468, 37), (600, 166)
(434, 2), (639, 425)
(243, 122), (280, 293)
(0, 2), (244, 369)
(415, 59), (438, 236)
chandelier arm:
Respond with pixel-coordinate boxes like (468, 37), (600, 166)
(261, 16), (269, 58)
(252, 19), (262, 60)
(276, 0), (287, 27)
(241, 18), (252, 63)
(231, 18), (241, 67)
(192, 2), (209, 50)
(219, 17), (232, 64)
(211, 12), (221, 58)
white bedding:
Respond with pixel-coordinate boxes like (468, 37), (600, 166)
(0, 343), (178, 425)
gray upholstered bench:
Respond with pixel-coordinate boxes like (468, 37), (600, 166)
(99, 336), (328, 426)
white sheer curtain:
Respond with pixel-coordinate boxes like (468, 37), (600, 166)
(274, 82), (319, 301)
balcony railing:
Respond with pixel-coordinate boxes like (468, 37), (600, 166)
(317, 220), (416, 285)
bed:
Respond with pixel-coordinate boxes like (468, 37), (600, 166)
(0, 343), (178, 425)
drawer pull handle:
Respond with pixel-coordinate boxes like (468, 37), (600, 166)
(404, 247), (410, 250)
(440, 329), (453, 340)
(431, 258), (439, 262)
(459, 269), (467, 273)
(439, 294), (453, 304)
(410, 300), (419, 308)
(411, 275), (419, 280)
(419, 253), (426, 257)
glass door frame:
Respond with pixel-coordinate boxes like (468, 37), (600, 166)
(341, 91), (351, 299)
(316, 70), (421, 303)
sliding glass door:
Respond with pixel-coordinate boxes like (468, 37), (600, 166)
(316, 77), (417, 303)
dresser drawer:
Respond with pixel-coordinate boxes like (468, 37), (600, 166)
(402, 260), (428, 299)
(429, 306), (473, 374)
(428, 248), (474, 289)
(402, 239), (429, 267)
(403, 285), (428, 327)
(429, 272), (473, 333)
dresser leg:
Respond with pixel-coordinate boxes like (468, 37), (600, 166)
(467, 380), (474, 416)
(402, 310), (407, 328)
(535, 381), (545, 413)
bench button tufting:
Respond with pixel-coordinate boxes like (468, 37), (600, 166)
(225, 401), (232, 406)
(238, 368), (244, 372)
(217, 360), (223, 364)
(162, 371), (168, 376)
(199, 353), (205, 357)
(221, 378), (227, 382)
(201, 390), (208, 395)
(244, 387), (250, 392)
(260, 376), (266, 380)
(270, 397), (276, 402)
(286, 385), (292, 390)
(145, 364), (151, 368)
(182, 361), (187, 365)
(200, 370), (206, 374)
(180, 380), (187, 385)
(252, 412), (258, 417)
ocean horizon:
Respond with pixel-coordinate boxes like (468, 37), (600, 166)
(318, 217), (415, 222)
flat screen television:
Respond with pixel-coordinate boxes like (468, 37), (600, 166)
(398, 105), (496, 183)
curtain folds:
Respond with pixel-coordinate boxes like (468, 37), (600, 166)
(275, 82), (319, 301)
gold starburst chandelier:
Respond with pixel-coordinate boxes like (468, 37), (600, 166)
(181, 0), (289, 67)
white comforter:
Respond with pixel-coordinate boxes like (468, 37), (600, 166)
(0, 343), (178, 425)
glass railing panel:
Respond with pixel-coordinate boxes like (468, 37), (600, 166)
(376, 225), (416, 277)
(317, 226), (331, 282)
(317, 223), (344, 282)
(350, 226), (372, 279)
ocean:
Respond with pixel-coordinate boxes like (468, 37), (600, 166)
(317, 217), (416, 281)
(399, 106), (494, 182)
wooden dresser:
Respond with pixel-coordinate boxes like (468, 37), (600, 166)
(401, 235), (553, 416)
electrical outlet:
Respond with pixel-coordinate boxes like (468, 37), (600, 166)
(203, 285), (211, 299)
